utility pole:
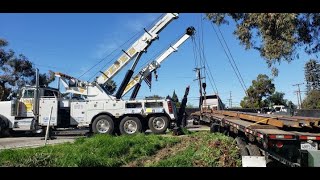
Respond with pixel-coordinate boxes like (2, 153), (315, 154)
(227, 91), (232, 108)
(293, 83), (304, 109)
(194, 67), (205, 113)
(294, 91), (300, 109)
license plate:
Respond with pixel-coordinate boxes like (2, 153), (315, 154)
(301, 141), (318, 150)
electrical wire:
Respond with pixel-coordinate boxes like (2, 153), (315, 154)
(79, 13), (165, 81)
(210, 22), (247, 95)
(217, 25), (247, 91)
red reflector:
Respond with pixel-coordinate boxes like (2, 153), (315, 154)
(269, 135), (293, 139)
(167, 101), (173, 114)
(300, 136), (307, 140)
(300, 136), (320, 140)
(276, 141), (283, 148)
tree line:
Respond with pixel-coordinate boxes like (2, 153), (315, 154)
(0, 38), (55, 100)
(205, 13), (320, 109)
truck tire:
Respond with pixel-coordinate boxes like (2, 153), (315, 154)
(0, 119), (3, 136)
(210, 123), (220, 133)
(92, 115), (114, 135)
(245, 144), (261, 156)
(0, 116), (10, 137)
(148, 116), (169, 134)
(235, 137), (249, 156)
(120, 116), (142, 135)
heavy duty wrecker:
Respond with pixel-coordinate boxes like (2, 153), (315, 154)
(0, 13), (195, 136)
(191, 95), (320, 167)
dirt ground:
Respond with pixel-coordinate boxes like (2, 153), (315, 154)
(123, 135), (202, 167)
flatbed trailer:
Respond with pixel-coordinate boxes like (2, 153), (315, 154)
(191, 111), (320, 167)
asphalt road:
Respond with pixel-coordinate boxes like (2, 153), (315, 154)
(0, 136), (78, 150)
(0, 124), (209, 150)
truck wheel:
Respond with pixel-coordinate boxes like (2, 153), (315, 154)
(148, 116), (169, 134)
(0, 117), (10, 137)
(235, 137), (249, 156)
(0, 119), (3, 135)
(245, 144), (261, 156)
(120, 116), (142, 135)
(210, 123), (220, 133)
(92, 115), (114, 134)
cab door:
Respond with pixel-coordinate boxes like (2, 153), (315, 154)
(18, 88), (36, 117)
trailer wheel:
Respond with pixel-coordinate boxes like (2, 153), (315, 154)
(235, 137), (249, 156)
(148, 116), (169, 134)
(210, 123), (220, 133)
(92, 115), (114, 134)
(120, 116), (142, 135)
(245, 144), (261, 156)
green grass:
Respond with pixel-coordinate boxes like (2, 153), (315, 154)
(151, 132), (241, 167)
(0, 132), (241, 167)
(0, 134), (179, 167)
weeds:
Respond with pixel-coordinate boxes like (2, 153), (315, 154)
(152, 132), (241, 167)
(0, 133), (179, 167)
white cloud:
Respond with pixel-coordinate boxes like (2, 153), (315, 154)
(124, 13), (161, 32)
(92, 13), (162, 65)
(95, 41), (119, 59)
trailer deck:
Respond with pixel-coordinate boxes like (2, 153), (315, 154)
(214, 110), (320, 129)
(192, 110), (320, 167)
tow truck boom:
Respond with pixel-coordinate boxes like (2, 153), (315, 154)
(96, 13), (179, 86)
(121, 26), (195, 99)
(57, 13), (179, 98)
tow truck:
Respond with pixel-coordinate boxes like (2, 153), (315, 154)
(0, 13), (196, 136)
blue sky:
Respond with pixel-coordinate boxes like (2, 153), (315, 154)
(0, 13), (315, 107)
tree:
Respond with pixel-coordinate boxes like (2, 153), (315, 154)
(172, 90), (179, 103)
(264, 91), (287, 107)
(302, 90), (320, 109)
(30, 70), (56, 87)
(0, 38), (55, 100)
(287, 100), (297, 110)
(206, 13), (320, 76)
(304, 59), (320, 92)
(171, 90), (181, 108)
(240, 74), (275, 108)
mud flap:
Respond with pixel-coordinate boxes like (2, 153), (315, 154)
(301, 150), (320, 167)
(242, 156), (266, 167)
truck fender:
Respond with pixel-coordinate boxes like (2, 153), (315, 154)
(90, 112), (114, 124)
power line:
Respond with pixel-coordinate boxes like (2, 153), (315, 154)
(79, 13), (165, 81)
(210, 23), (247, 95)
(216, 26), (247, 91)
(204, 59), (219, 94)
(195, 15), (219, 95)
(31, 63), (67, 71)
